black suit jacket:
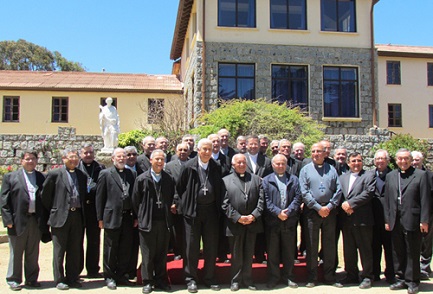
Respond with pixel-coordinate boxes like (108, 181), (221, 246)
(339, 169), (376, 226)
(95, 166), (136, 229)
(262, 172), (302, 227)
(221, 172), (264, 236)
(1, 169), (48, 236)
(132, 169), (176, 232)
(245, 153), (272, 178)
(137, 154), (151, 172)
(77, 160), (105, 206)
(384, 167), (431, 231)
(213, 153), (231, 177)
(165, 159), (188, 184)
(41, 167), (87, 228)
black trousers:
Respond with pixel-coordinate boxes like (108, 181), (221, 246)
(229, 230), (256, 286)
(392, 216), (422, 287)
(139, 220), (170, 285)
(170, 213), (184, 257)
(342, 225), (374, 280)
(51, 210), (84, 284)
(82, 203), (101, 275)
(128, 226), (140, 278)
(304, 207), (337, 283)
(265, 222), (297, 285)
(103, 212), (133, 282)
(372, 197), (394, 279)
(183, 204), (219, 285)
(420, 219), (433, 275)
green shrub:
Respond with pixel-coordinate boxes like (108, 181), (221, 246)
(118, 130), (149, 150)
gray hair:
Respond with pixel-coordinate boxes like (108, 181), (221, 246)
(292, 142), (305, 150)
(124, 146), (138, 154)
(411, 150), (424, 160)
(197, 138), (212, 150)
(142, 136), (155, 144)
(111, 147), (125, 157)
(217, 128), (230, 137)
(278, 139), (291, 148)
(374, 149), (390, 161)
(231, 153), (246, 164)
(62, 148), (78, 157)
(150, 149), (166, 159)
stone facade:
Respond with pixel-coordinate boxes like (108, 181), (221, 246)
(203, 42), (375, 135)
(0, 127), (103, 172)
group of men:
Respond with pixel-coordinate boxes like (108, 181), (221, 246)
(0, 129), (431, 294)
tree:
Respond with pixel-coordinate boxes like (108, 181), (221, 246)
(191, 99), (326, 149)
(0, 39), (85, 71)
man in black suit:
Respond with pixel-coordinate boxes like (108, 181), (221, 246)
(218, 128), (237, 161)
(262, 154), (302, 289)
(77, 143), (105, 278)
(155, 136), (172, 162)
(1, 150), (48, 291)
(222, 154), (264, 291)
(384, 148), (431, 294)
(124, 145), (143, 280)
(96, 148), (137, 290)
(176, 138), (222, 293)
(339, 152), (375, 289)
(235, 136), (247, 154)
(137, 136), (156, 172)
(132, 149), (176, 294)
(259, 135), (269, 156)
(165, 143), (190, 260)
(334, 147), (349, 175)
(278, 139), (302, 177)
(41, 148), (87, 290)
(369, 150), (395, 283)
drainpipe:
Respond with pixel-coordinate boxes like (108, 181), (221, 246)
(201, 0), (206, 114)
(370, 0), (380, 126)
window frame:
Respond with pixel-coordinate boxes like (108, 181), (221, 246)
(429, 105), (433, 128)
(321, 0), (357, 32)
(218, 0), (256, 28)
(386, 61), (401, 85)
(428, 63), (433, 86)
(270, 0), (307, 30)
(218, 63), (256, 101)
(51, 97), (69, 123)
(388, 103), (402, 127)
(271, 64), (309, 108)
(323, 66), (359, 118)
(147, 98), (165, 124)
(3, 96), (20, 122)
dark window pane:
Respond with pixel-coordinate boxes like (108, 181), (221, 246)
(219, 77), (237, 100)
(429, 105), (433, 127)
(219, 0), (255, 27)
(52, 97), (68, 122)
(321, 0), (356, 32)
(428, 63), (433, 86)
(338, 0), (355, 32)
(388, 103), (402, 127)
(271, 64), (308, 108)
(387, 61), (401, 85)
(218, 63), (255, 101)
(3, 96), (20, 122)
(219, 63), (236, 76)
(271, 0), (306, 30)
(238, 78), (255, 100)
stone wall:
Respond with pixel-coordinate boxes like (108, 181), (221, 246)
(0, 127), (103, 172)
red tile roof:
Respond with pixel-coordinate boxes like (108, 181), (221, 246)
(376, 44), (433, 59)
(0, 70), (183, 93)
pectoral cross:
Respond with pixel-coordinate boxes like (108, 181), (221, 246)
(156, 198), (162, 208)
(202, 186), (208, 196)
(318, 182), (326, 193)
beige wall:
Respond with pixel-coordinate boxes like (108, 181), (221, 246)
(0, 90), (183, 135)
(377, 56), (433, 138)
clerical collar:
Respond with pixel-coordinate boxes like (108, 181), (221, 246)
(68, 169), (75, 173)
(212, 152), (219, 160)
(198, 157), (209, 170)
(26, 170), (34, 174)
(151, 168), (161, 182)
(236, 172), (245, 178)
(86, 163), (92, 167)
(351, 172), (359, 176)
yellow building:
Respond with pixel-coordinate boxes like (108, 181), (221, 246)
(0, 71), (183, 135)
(377, 44), (433, 138)
(171, 0), (380, 135)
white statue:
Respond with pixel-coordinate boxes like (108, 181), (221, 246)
(99, 97), (120, 153)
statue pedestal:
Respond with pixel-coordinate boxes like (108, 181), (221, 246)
(96, 151), (113, 168)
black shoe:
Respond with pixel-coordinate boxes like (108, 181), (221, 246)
(420, 272), (430, 280)
(174, 255), (182, 261)
(386, 277), (397, 284)
(8, 281), (22, 291)
(142, 284), (153, 294)
(247, 285), (257, 291)
(359, 278), (372, 289)
(187, 281), (198, 293)
(118, 278), (135, 286)
(230, 282), (239, 291)
(208, 284), (221, 291)
(68, 281), (82, 288)
(25, 281), (41, 288)
(373, 275), (381, 282)
(106, 278), (117, 290)
(390, 280), (406, 290)
(408, 286), (419, 294)
(87, 272), (103, 279)
(287, 279), (298, 288)
(339, 277), (359, 285)
(56, 282), (70, 290)
(305, 282), (315, 288)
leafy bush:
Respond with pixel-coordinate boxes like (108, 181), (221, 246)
(372, 133), (429, 169)
(118, 129), (149, 150)
(191, 99), (326, 149)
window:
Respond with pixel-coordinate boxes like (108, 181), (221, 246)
(3, 96), (19, 122)
(388, 104), (402, 127)
(429, 105), (433, 128)
(387, 61), (401, 85)
(323, 66), (359, 118)
(270, 0), (307, 30)
(428, 63), (433, 86)
(272, 64), (308, 108)
(218, 63), (255, 101)
(52, 97), (68, 122)
(100, 97), (117, 108)
(321, 0), (356, 32)
(148, 98), (164, 124)
(218, 0), (256, 27)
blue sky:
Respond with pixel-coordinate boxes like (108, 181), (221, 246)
(1, 0), (432, 75)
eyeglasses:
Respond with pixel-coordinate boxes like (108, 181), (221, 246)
(127, 153), (137, 157)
